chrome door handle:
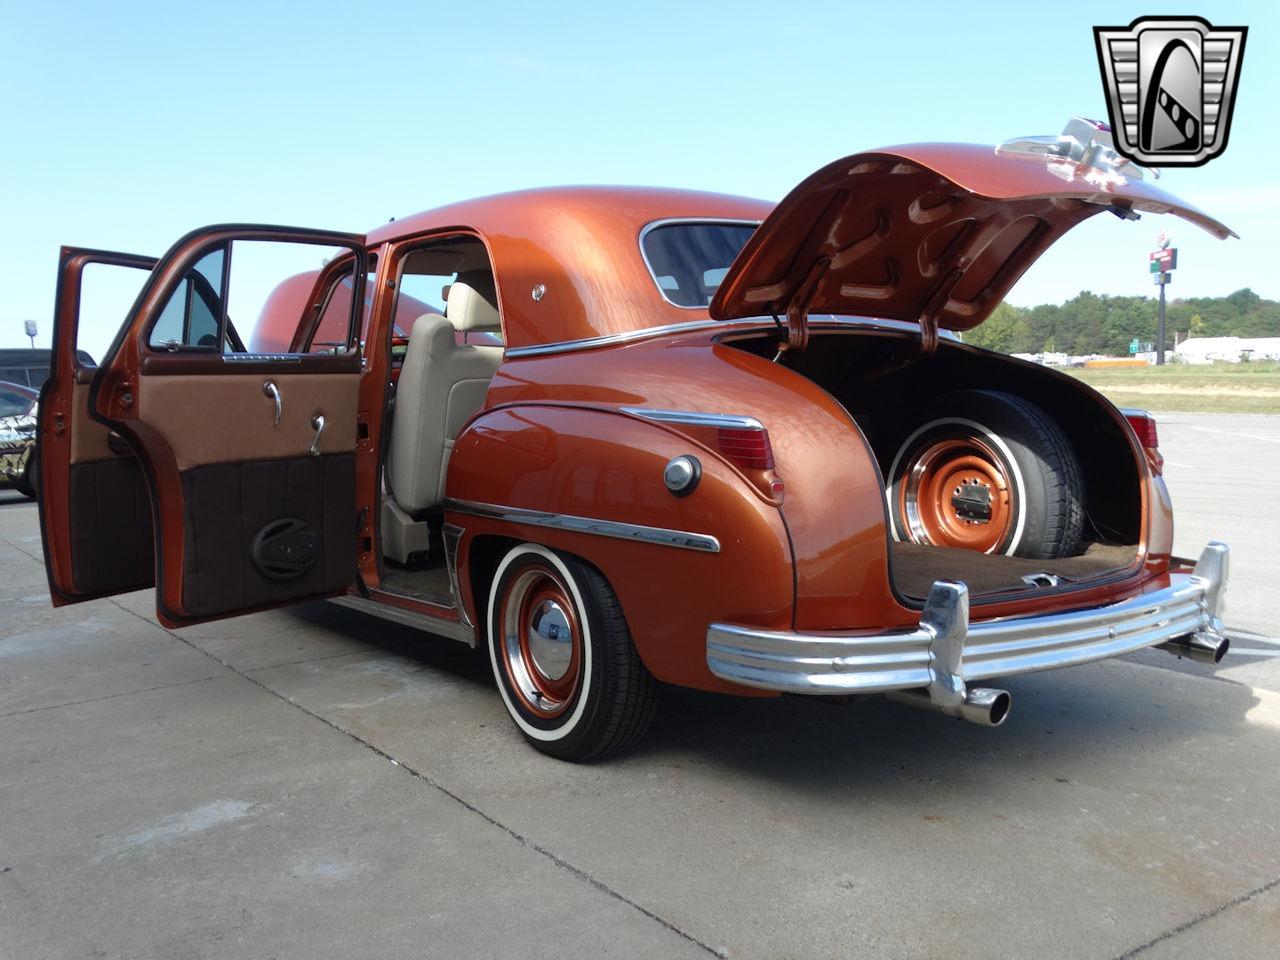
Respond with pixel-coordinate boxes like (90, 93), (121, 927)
(309, 414), (326, 456)
(263, 381), (282, 426)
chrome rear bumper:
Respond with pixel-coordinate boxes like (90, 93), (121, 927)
(707, 542), (1228, 713)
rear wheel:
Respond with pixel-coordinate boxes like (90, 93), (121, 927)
(887, 389), (1084, 559)
(486, 543), (658, 761)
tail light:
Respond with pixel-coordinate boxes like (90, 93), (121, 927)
(716, 426), (775, 471)
(1123, 409), (1163, 475)
(618, 407), (784, 504)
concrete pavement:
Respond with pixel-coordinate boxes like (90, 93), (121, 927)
(1, 414), (1278, 959)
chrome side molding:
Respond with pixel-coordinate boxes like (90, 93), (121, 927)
(501, 316), (961, 359)
(330, 594), (475, 646)
(619, 407), (764, 430)
(444, 498), (721, 553)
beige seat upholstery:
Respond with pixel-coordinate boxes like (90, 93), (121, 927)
(387, 271), (504, 523)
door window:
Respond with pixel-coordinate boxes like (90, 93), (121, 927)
(145, 239), (365, 356)
(149, 247), (226, 350)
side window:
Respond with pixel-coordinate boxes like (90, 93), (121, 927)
(78, 261), (152, 368)
(304, 258), (377, 354)
(149, 247), (226, 350)
(147, 239), (364, 355)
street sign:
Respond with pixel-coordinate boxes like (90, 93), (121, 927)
(1149, 248), (1178, 272)
(1130, 338), (1140, 354)
(1154, 271), (1172, 285)
(23, 320), (36, 338)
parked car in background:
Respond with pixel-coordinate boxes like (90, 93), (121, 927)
(38, 120), (1235, 760)
(0, 381), (40, 497)
(0, 348), (94, 390)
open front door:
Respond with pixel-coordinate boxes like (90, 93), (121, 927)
(39, 248), (158, 605)
(47, 225), (369, 627)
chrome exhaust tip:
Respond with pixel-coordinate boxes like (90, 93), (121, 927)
(1158, 632), (1230, 664)
(887, 686), (1012, 727)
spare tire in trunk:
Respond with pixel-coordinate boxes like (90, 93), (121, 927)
(886, 389), (1085, 560)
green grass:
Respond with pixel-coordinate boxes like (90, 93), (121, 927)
(1063, 361), (1280, 414)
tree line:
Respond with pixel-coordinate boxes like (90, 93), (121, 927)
(962, 288), (1280, 356)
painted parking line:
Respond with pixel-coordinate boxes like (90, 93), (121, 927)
(1226, 629), (1280, 646)
(1189, 425), (1280, 444)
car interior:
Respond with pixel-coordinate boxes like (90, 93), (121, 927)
(378, 238), (504, 603)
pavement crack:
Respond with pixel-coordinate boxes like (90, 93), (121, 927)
(110, 600), (724, 958)
(0, 674), (222, 719)
(0, 532), (45, 565)
(1112, 874), (1280, 959)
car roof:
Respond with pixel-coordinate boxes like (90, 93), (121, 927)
(367, 186), (774, 352)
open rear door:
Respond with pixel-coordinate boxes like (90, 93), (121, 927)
(39, 248), (158, 605)
(44, 225), (370, 627)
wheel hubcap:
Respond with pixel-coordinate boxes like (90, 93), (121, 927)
(528, 597), (573, 681)
(499, 566), (583, 718)
(900, 436), (1016, 553)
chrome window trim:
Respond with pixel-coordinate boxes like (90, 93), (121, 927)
(444, 498), (720, 554)
(637, 217), (762, 310)
(504, 318), (725, 358)
(502, 315), (958, 359)
(619, 407), (764, 431)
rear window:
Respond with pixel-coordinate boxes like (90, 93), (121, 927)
(641, 221), (756, 307)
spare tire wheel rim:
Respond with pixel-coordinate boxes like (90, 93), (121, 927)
(896, 424), (1024, 554)
(497, 562), (584, 720)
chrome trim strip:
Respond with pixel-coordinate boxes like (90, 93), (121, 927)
(330, 594), (475, 646)
(502, 315), (959, 359)
(707, 542), (1229, 697)
(619, 407), (764, 431)
(504, 318), (725, 358)
(444, 498), (720, 553)
(441, 522), (473, 635)
(637, 217), (763, 310)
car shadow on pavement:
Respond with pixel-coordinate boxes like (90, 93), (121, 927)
(282, 601), (1263, 796)
(633, 666), (1263, 795)
(281, 602), (496, 690)
(0, 487), (35, 509)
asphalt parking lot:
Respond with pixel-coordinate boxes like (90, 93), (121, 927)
(2, 414), (1278, 960)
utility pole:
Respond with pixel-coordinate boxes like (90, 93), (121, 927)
(1149, 233), (1177, 365)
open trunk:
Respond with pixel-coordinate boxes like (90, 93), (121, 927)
(726, 326), (1145, 603)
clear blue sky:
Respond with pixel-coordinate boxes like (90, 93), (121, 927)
(1, 0), (1274, 352)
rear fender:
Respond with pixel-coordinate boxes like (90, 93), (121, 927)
(445, 404), (794, 693)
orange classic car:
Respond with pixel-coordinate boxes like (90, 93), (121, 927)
(38, 120), (1232, 760)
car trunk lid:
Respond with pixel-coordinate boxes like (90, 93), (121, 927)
(708, 132), (1234, 350)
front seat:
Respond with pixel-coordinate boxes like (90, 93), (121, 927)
(383, 271), (504, 560)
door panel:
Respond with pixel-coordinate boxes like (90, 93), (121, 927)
(180, 453), (355, 618)
(135, 373), (358, 469)
(86, 226), (369, 627)
(39, 249), (157, 606)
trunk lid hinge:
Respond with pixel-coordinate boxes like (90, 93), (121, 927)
(774, 257), (831, 359)
(916, 261), (969, 356)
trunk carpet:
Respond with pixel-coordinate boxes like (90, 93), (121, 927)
(890, 541), (1139, 600)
